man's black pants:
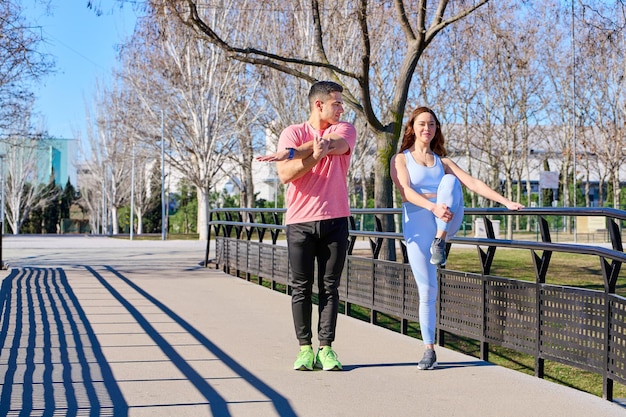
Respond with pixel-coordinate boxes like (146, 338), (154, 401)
(286, 217), (349, 346)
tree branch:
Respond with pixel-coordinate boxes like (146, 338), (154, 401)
(180, 0), (360, 80)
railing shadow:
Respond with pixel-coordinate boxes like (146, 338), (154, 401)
(93, 265), (297, 417)
(0, 267), (127, 416)
(0, 265), (299, 416)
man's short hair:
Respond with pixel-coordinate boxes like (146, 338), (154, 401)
(308, 81), (343, 109)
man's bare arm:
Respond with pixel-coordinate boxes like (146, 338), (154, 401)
(276, 136), (331, 183)
(255, 141), (314, 162)
(256, 133), (349, 163)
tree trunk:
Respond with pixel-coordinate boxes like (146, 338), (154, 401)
(197, 187), (209, 240)
(505, 172), (513, 239)
(136, 206), (143, 235)
(244, 169), (255, 208)
(111, 206), (119, 235)
(585, 173), (590, 208)
(374, 130), (397, 261)
(613, 172), (620, 209)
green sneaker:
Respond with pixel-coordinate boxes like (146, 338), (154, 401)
(315, 346), (342, 371)
(293, 345), (315, 371)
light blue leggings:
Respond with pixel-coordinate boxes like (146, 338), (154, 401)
(402, 174), (464, 345)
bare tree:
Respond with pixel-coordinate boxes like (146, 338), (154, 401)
(130, 148), (155, 234)
(114, 3), (260, 239)
(76, 165), (103, 234)
(71, 0), (626, 238)
(577, 130), (596, 208)
(478, 2), (546, 234)
(147, 0), (491, 257)
(80, 80), (133, 235)
(577, 1), (626, 209)
(106, 87), (158, 234)
(219, 77), (263, 208)
(0, 1), (54, 132)
(0, 1), (59, 234)
(253, 72), (311, 208)
(535, 1), (582, 218)
(4, 130), (60, 234)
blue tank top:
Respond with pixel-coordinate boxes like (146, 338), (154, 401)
(403, 149), (445, 195)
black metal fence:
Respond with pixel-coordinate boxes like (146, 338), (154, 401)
(207, 207), (626, 402)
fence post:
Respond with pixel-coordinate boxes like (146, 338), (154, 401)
(204, 210), (213, 267)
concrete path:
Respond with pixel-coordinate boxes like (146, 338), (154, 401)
(0, 235), (624, 417)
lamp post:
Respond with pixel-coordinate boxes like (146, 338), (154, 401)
(102, 174), (106, 234)
(161, 110), (166, 240)
(130, 141), (135, 240)
(273, 165), (279, 209)
(571, 0), (577, 242)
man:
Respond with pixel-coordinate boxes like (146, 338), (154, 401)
(257, 81), (356, 371)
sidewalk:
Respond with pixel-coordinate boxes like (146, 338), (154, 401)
(0, 235), (624, 417)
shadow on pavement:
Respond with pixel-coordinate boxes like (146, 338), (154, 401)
(0, 267), (128, 416)
(342, 360), (494, 371)
(93, 265), (297, 417)
(0, 265), (298, 417)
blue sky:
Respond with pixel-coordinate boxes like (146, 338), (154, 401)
(22, 1), (137, 141)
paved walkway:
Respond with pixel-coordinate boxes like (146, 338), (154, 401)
(0, 235), (624, 417)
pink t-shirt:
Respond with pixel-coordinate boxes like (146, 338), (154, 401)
(278, 121), (357, 225)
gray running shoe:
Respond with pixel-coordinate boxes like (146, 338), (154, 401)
(430, 238), (446, 266)
(417, 348), (438, 370)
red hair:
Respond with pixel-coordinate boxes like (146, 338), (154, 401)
(399, 107), (447, 157)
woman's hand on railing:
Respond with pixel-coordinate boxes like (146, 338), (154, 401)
(504, 201), (524, 210)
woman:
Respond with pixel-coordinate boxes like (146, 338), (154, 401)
(390, 106), (523, 370)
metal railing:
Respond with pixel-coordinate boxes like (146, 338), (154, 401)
(207, 206), (626, 402)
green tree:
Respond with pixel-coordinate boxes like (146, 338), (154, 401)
(43, 171), (62, 233)
(169, 180), (198, 234)
(142, 162), (164, 233)
(22, 175), (62, 234)
(22, 201), (42, 234)
(60, 179), (78, 219)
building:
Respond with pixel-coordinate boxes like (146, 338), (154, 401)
(0, 136), (77, 188)
(39, 138), (77, 187)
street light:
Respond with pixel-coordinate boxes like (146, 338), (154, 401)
(161, 110), (166, 240)
(571, 0), (577, 242)
(130, 141), (135, 240)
